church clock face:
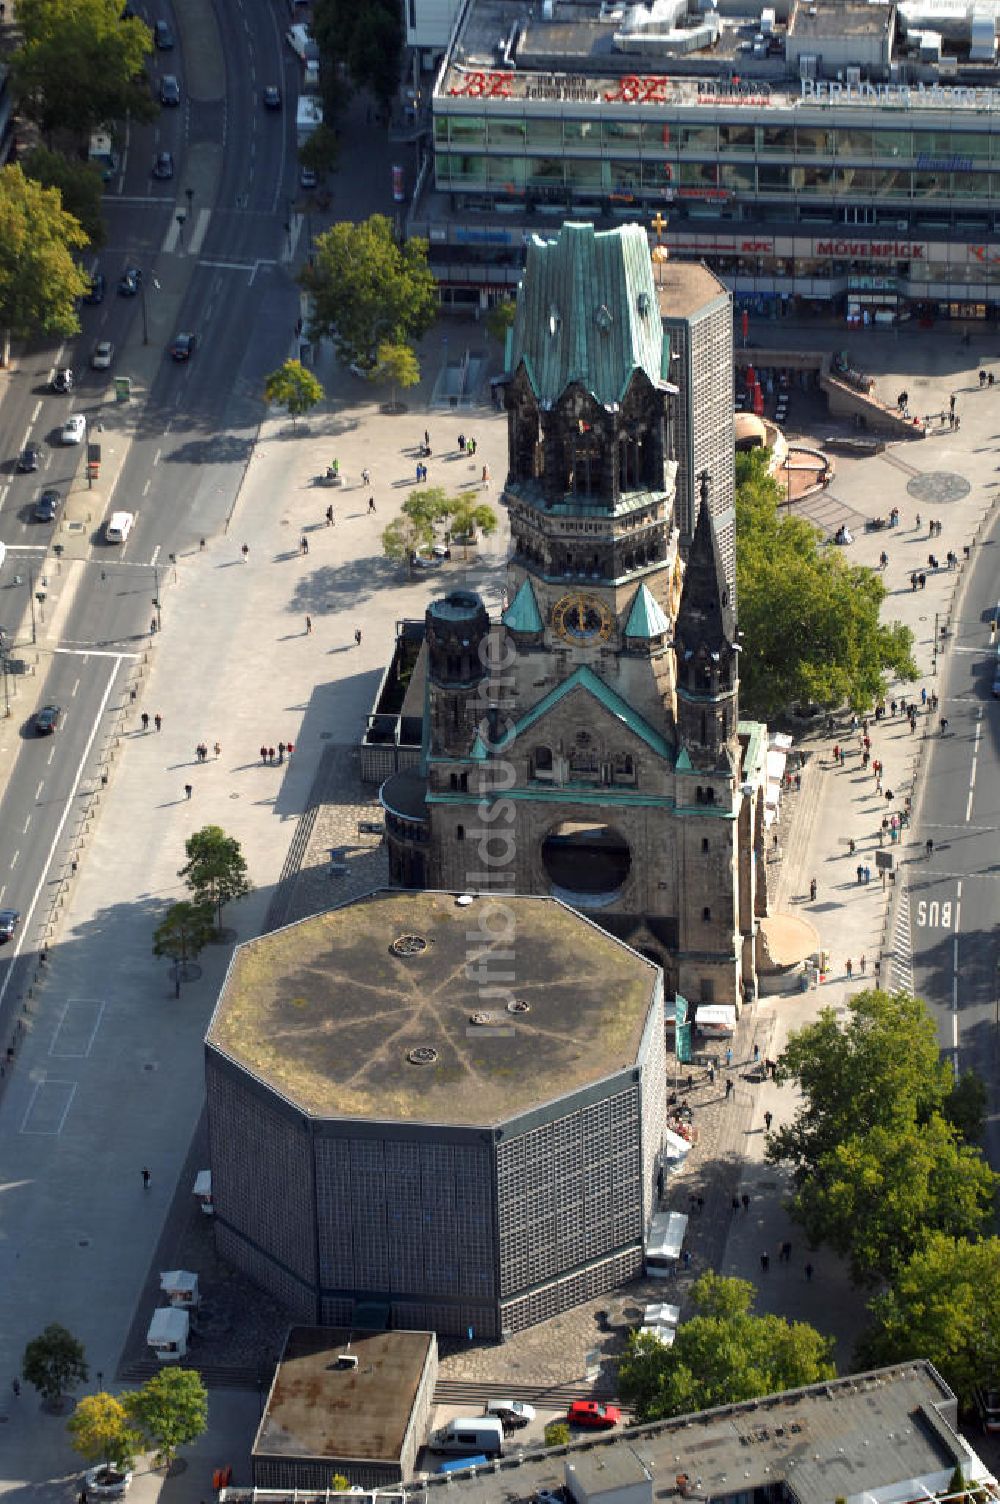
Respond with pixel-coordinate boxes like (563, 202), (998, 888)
(552, 593), (615, 644)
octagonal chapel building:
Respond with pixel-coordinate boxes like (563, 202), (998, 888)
(383, 223), (769, 1008)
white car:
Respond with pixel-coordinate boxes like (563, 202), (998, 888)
(61, 414), (86, 445)
(84, 1466), (133, 1498)
(485, 1399), (536, 1430)
(91, 340), (114, 370)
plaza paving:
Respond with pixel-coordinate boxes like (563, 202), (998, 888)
(0, 315), (997, 1500)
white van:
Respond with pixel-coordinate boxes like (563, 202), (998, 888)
(285, 23), (315, 59)
(105, 511), (134, 544)
(429, 1417), (504, 1457)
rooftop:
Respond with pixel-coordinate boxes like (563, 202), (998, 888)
(207, 890), (659, 1124)
(255, 1327), (435, 1465)
(656, 263), (730, 323)
(788, 0), (892, 37)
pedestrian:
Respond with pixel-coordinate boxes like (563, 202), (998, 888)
(260, 745), (267, 763)
(910, 572), (918, 591)
(141, 1167), (151, 1188)
(741, 1192), (750, 1211)
(931, 691), (939, 711)
(926, 837), (934, 857)
(141, 711), (149, 731)
(809, 877), (817, 902)
(300, 535), (309, 556)
(355, 628), (362, 646)
(305, 615), (312, 634)
(184, 783), (192, 799)
(941, 717), (949, 734)
(848, 837), (855, 855)
(278, 742), (286, 764)
(949, 392), (956, 415)
(725, 1077), (734, 1099)
(326, 505), (334, 526)
(424, 429), (430, 449)
(864, 864), (871, 884)
(909, 714), (917, 734)
(761, 1252), (770, 1273)
(369, 496), (376, 513)
(805, 1262), (814, 1281)
(725, 1045), (733, 1067)
(241, 543), (249, 562)
(763, 1110), (773, 1131)
(860, 954), (866, 973)
(781, 1240), (792, 1262)
(753, 1042), (760, 1064)
(214, 741), (221, 758)
(482, 464), (490, 487)
(991, 372), (996, 388)
(833, 743), (840, 764)
(154, 713), (162, 732)
(361, 468), (371, 485)
(287, 741), (294, 757)
(457, 433), (465, 452)
(890, 699), (897, 717)
(707, 1062), (715, 1084)
(732, 1195), (741, 1213)
(268, 746), (275, 763)
(846, 957), (853, 978)
(857, 863), (864, 885)
(919, 572), (926, 588)
(11, 1377), (20, 1396)
(696, 1195), (704, 1213)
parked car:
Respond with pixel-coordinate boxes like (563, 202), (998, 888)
(33, 489), (62, 523)
(60, 414), (87, 446)
(152, 150), (174, 180)
(170, 332), (196, 361)
(91, 341), (114, 370)
(118, 266), (142, 297)
(51, 367), (74, 394)
(154, 18), (173, 47)
(0, 908), (19, 942)
(262, 84), (282, 109)
(17, 442), (41, 473)
(484, 1400), (535, 1431)
(159, 73), (180, 105)
(33, 704), (62, 734)
(82, 271), (105, 305)
(566, 1401), (621, 1431)
(84, 1466), (133, 1498)
(299, 165), (318, 190)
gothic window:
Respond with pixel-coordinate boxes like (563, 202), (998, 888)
(459, 772), (469, 792)
(702, 837), (710, 853)
(613, 752), (636, 785)
(567, 422), (602, 497)
(457, 825), (465, 841)
(534, 744), (553, 774)
(702, 907), (712, 922)
(705, 787), (715, 805)
(450, 773), (458, 790)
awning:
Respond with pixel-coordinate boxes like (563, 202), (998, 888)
(147, 1307), (188, 1346)
(665, 1127), (692, 1160)
(695, 1004), (737, 1029)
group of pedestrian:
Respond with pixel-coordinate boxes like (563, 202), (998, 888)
(259, 742), (294, 765)
(927, 517), (943, 537)
(139, 712), (163, 732)
(193, 742), (220, 762)
(978, 369), (996, 388)
(457, 433), (478, 456)
(415, 463), (429, 483)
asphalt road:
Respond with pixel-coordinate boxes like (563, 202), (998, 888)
(909, 512), (1000, 1162)
(0, 0), (305, 1024)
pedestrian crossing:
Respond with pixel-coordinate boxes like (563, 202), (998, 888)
(886, 886), (915, 995)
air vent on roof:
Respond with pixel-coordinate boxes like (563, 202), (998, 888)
(408, 1046), (438, 1065)
(392, 934), (427, 956)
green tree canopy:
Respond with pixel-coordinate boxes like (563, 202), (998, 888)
(126, 1368), (207, 1466)
(300, 216), (436, 368)
(22, 147), (106, 248)
(23, 1323), (88, 1404)
(767, 989), (955, 1182)
(373, 338), (420, 409)
(793, 1114), (997, 1284)
(68, 1393), (141, 1469)
(735, 449), (916, 717)
(178, 826), (252, 927)
(381, 515), (434, 569)
(619, 1273), (835, 1421)
(402, 486), (450, 530)
(298, 122), (339, 179)
(264, 359), (324, 428)
(858, 1234), (1000, 1408)
(152, 900), (216, 997)
(448, 496), (498, 556)
(486, 298), (516, 345)
(0, 165), (90, 353)
(12, 0), (155, 140)
(312, 0), (402, 109)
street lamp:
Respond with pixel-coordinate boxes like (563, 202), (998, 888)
(140, 274), (161, 345)
(176, 210), (187, 250)
(185, 187), (193, 216)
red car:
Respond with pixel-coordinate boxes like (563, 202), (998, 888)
(566, 1401), (621, 1431)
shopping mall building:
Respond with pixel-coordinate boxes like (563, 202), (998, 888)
(408, 0), (1000, 321)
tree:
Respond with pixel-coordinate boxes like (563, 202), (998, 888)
(447, 496), (498, 557)
(486, 298), (516, 346)
(298, 123), (339, 179)
(767, 989), (954, 1182)
(858, 1234), (1000, 1408)
(791, 1113), (997, 1285)
(22, 147), (106, 248)
(735, 449), (917, 717)
(381, 516), (433, 570)
(126, 1368), (207, 1467)
(544, 1422), (570, 1446)
(0, 166), (90, 359)
(23, 1324), (88, 1405)
(402, 486), (451, 531)
(178, 826), (252, 928)
(152, 901), (216, 997)
(300, 216), (436, 368)
(619, 1274), (835, 1421)
(330, 1476), (351, 1492)
(944, 1069), (988, 1144)
(312, 0), (402, 110)
(68, 1393), (141, 1469)
(264, 359), (324, 428)
(12, 0), (155, 141)
(373, 338), (420, 411)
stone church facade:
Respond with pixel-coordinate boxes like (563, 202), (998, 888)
(382, 223), (769, 1008)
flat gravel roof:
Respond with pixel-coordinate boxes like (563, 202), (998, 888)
(208, 890), (658, 1124)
